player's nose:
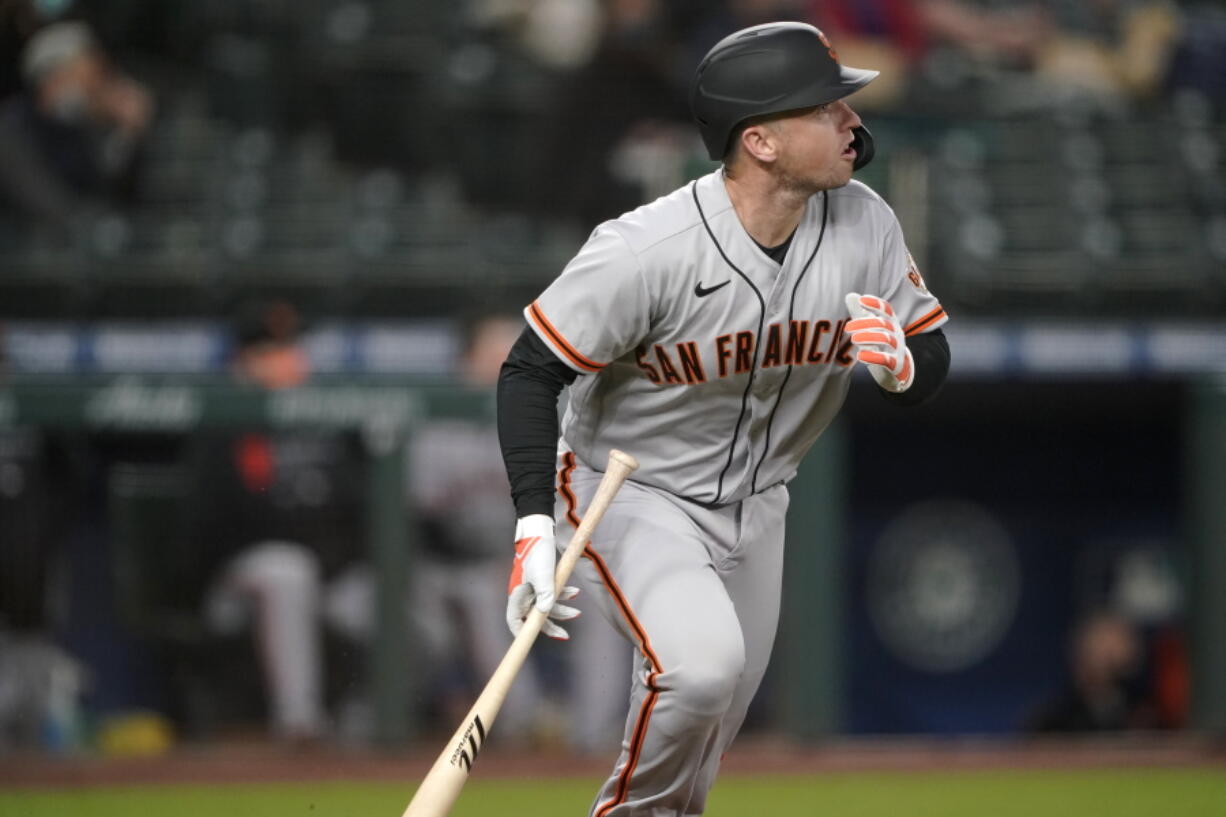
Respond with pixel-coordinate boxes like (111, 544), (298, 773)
(838, 100), (862, 130)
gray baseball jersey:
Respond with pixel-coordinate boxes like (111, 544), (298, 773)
(527, 168), (947, 506)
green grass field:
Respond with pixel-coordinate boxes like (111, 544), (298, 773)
(3, 769), (1224, 817)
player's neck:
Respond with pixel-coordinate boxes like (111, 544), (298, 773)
(723, 169), (807, 249)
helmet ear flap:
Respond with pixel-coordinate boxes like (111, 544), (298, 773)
(851, 125), (875, 171)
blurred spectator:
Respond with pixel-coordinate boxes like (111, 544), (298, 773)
(914, 0), (1047, 61)
(1167, 2), (1226, 105)
(1, 0), (83, 102)
(0, 19), (153, 228)
(1031, 0), (1181, 107)
(808, 1), (1181, 115)
(185, 298), (364, 743)
(684, 1), (812, 70)
(230, 298), (310, 391)
(801, 0), (926, 111)
(801, 0), (1062, 115)
(1027, 609), (1158, 732)
(535, 0), (692, 225)
(466, 0), (605, 70)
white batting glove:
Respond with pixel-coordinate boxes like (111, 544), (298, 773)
(506, 514), (580, 640)
(844, 293), (914, 393)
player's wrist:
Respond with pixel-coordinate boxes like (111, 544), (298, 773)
(514, 490), (557, 520)
(515, 514), (555, 541)
(871, 346), (913, 393)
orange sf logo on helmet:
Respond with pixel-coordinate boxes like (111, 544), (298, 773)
(815, 29), (839, 62)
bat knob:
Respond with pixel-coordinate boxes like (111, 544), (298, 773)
(608, 449), (639, 472)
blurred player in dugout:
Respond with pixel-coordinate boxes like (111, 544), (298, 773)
(326, 313), (630, 750)
(186, 299), (365, 742)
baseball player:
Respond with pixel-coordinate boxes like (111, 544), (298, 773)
(498, 22), (951, 816)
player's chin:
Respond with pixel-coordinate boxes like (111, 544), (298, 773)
(826, 165), (855, 189)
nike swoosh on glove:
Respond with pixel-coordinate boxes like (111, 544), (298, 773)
(506, 514), (580, 640)
(845, 292), (914, 393)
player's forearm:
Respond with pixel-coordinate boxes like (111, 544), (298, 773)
(497, 328), (576, 517)
(880, 328), (950, 407)
(498, 369), (559, 517)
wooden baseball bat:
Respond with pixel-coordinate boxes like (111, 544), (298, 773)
(401, 449), (639, 817)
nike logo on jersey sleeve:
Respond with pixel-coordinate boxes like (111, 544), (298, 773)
(693, 280), (730, 298)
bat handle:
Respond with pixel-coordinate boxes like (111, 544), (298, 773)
(551, 449), (638, 594)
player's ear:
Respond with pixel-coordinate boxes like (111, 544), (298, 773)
(740, 122), (779, 165)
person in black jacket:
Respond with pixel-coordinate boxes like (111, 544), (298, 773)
(189, 300), (364, 742)
(0, 19), (152, 228)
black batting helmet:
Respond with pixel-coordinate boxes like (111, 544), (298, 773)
(690, 22), (878, 165)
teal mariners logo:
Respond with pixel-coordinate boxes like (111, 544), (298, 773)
(867, 500), (1019, 673)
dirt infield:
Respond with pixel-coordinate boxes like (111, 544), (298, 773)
(2, 733), (1223, 789)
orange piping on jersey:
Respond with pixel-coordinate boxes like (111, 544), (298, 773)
(557, 452), (583, 530)
(528, 301), (605, 372)
(557, 453), (662, 817)
(586, 544), (662, 817)
(904, 305), (947, 336)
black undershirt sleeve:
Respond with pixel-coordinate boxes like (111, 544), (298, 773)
(497, 327), (578, 518)
(879, 327), (950, 407)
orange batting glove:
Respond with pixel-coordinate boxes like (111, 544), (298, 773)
(844, 292), (914, 393)
(506, 514), (579, 640)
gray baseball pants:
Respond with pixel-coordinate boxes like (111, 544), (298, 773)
(556, 453), (788, 817)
